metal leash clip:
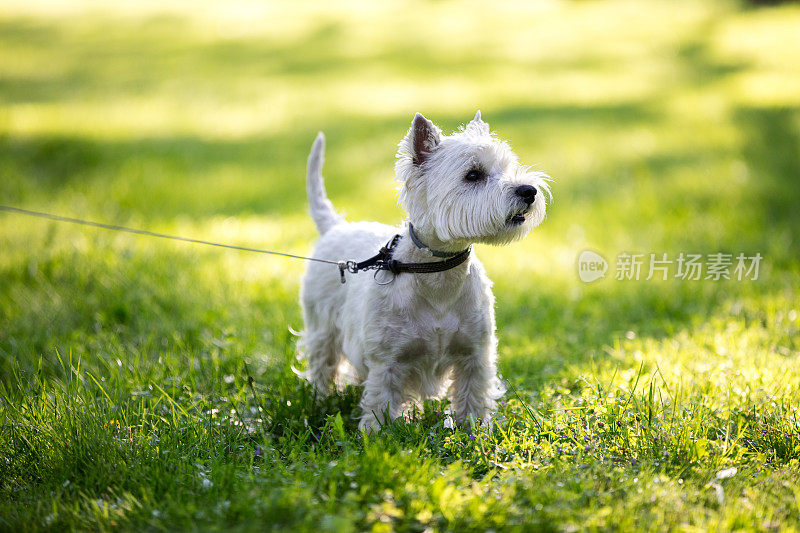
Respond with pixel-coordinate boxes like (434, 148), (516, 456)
(337, 260), (359, 283)
(337, 259), (396, 285)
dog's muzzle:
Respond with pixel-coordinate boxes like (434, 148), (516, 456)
(506, 185), (537, 225)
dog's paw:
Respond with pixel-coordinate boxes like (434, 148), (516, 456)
(453, 412), (493, 432)
(358, 412), (385, 434)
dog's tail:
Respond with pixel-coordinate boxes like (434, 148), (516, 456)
(306, 133), (344, 235)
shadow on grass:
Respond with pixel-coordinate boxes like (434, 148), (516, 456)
(1, 101), (657, 222)
(0, 128), (384, 220)
(735, 106), (800, 260)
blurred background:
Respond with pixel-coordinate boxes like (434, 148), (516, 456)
(1, 0), (798, 386)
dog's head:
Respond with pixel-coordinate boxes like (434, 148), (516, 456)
(395, 112), (550, 246)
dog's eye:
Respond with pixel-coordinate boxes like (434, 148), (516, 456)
(464, 168), (485, 182)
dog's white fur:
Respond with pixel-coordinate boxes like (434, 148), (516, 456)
(298, 112), (550, 431)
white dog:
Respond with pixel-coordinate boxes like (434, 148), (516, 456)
(298, 112), (550, 431)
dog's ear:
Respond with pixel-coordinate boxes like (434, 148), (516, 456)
(467, 110), (490, 135)
(406, 113), (441, 166)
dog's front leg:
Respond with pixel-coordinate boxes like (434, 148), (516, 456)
(358, 359), (409, 432)
(449, 348), (501, 428)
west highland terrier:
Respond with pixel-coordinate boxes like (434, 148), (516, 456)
(298, 111), (550, 431)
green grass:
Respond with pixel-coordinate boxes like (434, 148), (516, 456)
(1, 0), (800, 530)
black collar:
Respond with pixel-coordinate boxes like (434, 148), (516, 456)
(337, 232), (471, 283)
(408, 223), (467, 258)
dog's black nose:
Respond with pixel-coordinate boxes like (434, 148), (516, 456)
(515, 185), (537, 205)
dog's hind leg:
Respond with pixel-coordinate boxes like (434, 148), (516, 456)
(298, 321), (340, 395)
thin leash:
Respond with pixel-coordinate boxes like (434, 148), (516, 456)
(0, 205), (471, 284)
(0, 205), (341, 267)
